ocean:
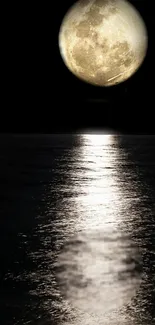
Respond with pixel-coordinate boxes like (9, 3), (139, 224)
(0, 134), (154, 325)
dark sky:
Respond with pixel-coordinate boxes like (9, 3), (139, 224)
(3, 0), (152, 133)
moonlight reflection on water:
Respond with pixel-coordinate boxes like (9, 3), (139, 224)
(0, 135), (155, 325)
(55, 134), (142, 324)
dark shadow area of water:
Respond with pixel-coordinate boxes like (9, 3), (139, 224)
(117, 135), (155, 324)
(0, 135), (81, 324)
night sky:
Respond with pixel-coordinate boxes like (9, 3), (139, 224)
(3, 0), (152, 134)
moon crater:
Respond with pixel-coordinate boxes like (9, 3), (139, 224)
(59, 0), (148, 86)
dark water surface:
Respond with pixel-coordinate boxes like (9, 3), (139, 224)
(0, 134), (154, 325)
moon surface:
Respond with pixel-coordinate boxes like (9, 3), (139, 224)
(59, 0), (148, 86)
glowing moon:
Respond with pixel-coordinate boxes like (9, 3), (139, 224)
(59, 0), (148, 86)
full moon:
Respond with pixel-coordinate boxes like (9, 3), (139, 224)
(59, 0), (148, 86)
